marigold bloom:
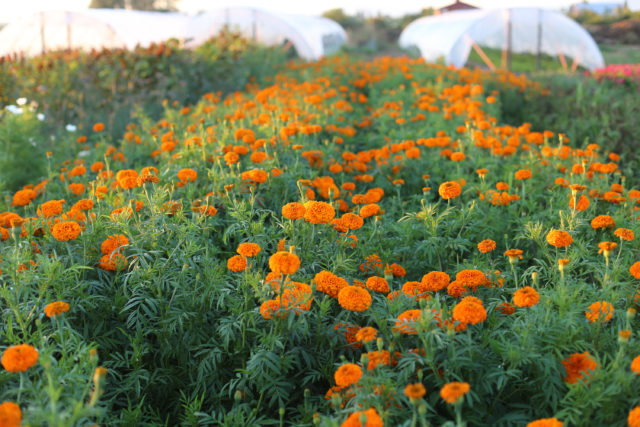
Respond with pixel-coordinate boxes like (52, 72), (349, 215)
(513, 286), (540, 307)
(561, 352), (597, 384)
(71, 199), (94, 212)
(515, 169), (532, 180)
(359, 204), (381, 218)
(237, 243), (261, 257)
(631, 262), (640, 279)
(40, 199), (65, 218)
(497, 302), (516, 315)
(393, 309), (422, 334)
(456, 269), (489, 290)
(355, 326), (377, 342)
(101, 234), (129, 255)
(504, 248), (523, 262)
(11, 189), (37, 207)
(597, 241), (617, 256)
(93, 122), (105, 132)
(546, 230), (573, 248)
(99, 252), (127, 271)
(438, 181), (462, 200)
(569, 194), (590, 211)
(366, 276), (389, 293)
(632, 356), (640, 374)
(615, 228), (634, 241)
(338, 286), (372, 312)
(44, 301), (69, 318)
(629, 407), (640, 427)
(241, 168), (268, 184)
(401, 281), (430, 300)
(0, 401), (21, 427)
(421, 271), (450, 291)
(526, 418), (563, 427)
(269, 251), (300, 275)
(585, 301), (614, 323)
(365, 350), (391, 370)
(227, 255), (247, 272)
(281, 202), (305, 220)
(341, 408), (383, 427)
(404, 383), (426, 400)
(303, 201), (335, 224)
(177, 168), (197, 182)
(591, 215), (615, 230)
(477, 239), (496, 253)
(334, 363), (363, 388)
(341, 213), (364, 230)
(1, 344), (38, 372)
(452, 299), (487, 325)
(440, 382), (470, 404)
(315, 271), (348, 298)
(51, 221), (82, 241)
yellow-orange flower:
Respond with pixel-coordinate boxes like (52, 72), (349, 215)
(452, 298), (487, 325)
(546, 230), (573, 248)
(504, 248), (523, 261)
(334, 363), (363, 388)
(1, 344), (38, 372)
(227, 255), (247, 272)
(526, 418), (563, 427)
(404, 383), (426, 400)
(177, 168), (197, 182)
(303, 201), (335, 224)
(355, 326), (378, 342)
(421, 271), (450, 291)
(629, 407), (640, 427)
(438, 181), (462, 200)
(440, 382), (470, 404)
(0, 401), (22, 427)
(365, 276), (389, 293)
(44, 301), (69, 318)
(338, 286), (372, 312)
(477, 239), (496, 253)
(282, 202), (306, 220)
(393, 309), (422, 334)
(51, 221), (82, 241)
(314, 270), (348, 298)
(591, 215), (615, 230)
(561, 352), (597, 384)
(269, 251), (300, 275)
(614, 228), (634, 241)
(631, 262), (640, 279)
(341, 408), (383, 427)
(237, 243), (261, 257)
(513, 286), (540, 307)
(585, 301), (614, 323)
(101, 234), (129, 255)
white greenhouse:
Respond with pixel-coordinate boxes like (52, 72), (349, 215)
(399, 8), (605, 71)
(186, 7), (347, 60)
(0, 9), (190, 57)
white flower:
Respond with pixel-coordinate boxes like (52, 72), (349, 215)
(78, 150), (90, 157)
(37, 113), (45, 121)
(65, 124), (77, 132)
(16, 97), (27, 106)
(5, 105), (23, 114)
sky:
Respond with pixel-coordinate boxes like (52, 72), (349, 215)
(2, 0), (640, 22)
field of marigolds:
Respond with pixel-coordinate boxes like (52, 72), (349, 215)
(2, 46), (640, 427)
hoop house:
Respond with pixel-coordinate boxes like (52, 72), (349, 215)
(0, 9), (189, 57)
(187, 8), (347, 60)
(399, 8), (605, 71)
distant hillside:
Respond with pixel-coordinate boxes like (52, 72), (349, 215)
(586, 18), (640, 44)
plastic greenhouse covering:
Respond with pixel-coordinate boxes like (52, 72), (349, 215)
(399, 8), (605, 71)
(185, 8), (347, 60)
(0, 9), (190, 56)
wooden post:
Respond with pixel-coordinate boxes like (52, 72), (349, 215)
(570, 44), (584, 73)
(467, 35), (496, 71)
(506, 9), (512, 71)
(536, 9), (542, 71)
(557, 45), (568, 72)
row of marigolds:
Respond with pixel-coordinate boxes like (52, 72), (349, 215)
(2, 56), (640, 425)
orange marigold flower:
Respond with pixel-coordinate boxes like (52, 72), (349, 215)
(504, 248), (523, 262)
(401, 281), (430, 300)
(51, 221), (82, 241)
(177, 168), (197, 182)
(282, 202), (306, 220)
(477, 239), (496, 253)
(11, 189), (37, 207)
(99, 252), (127, 271)
(359, 204), (381, 218)
(629, 407), (640, 427)
(304, 201), (336, 224)
(40, 199), (66, 218)
(366, 276), (389, 293)
(597, 241), (617, 255)
(44, 301), (69, 318)
(513, 286), (540, 307)
(497, 302), (516, 315)
(526, 418), (563, 427)
(569, 194), (590, 211)
(93, 122), (105, 132)
(71, 199), (94, 212)
(630, 261), (640, 279)
(0, 401), (22, 427)
(341, 408), (383, 427)
(394, 309), (422, 334)
(341, 213), (364, 230)
(452, 298), (487, 325)
(1, 344), (38, 372)
(438, 181), (462, 200)
(404, 383), (426, 400)
(615, 228), (634, 241)
(315, 271), (348, 298)
(591, 215), (615, 230)
(241, 168), (268, 184)
(338, 286), (372, 312)
(237, 243), (261, 257)
(68, 183), (85, 195)
(515, 169), (532, 180)
(421, 271), (450, 291)
(546, 230), (573, 248)
(269, 251), (300, 275)
(561, 352), (597, 384)
(456, 269), (489, 290)
(365, 350), (391, 370)
(101, 234), (129, 255)
(631, 355), (640, 374)
(585, 301), (614, 323)
(496, 181), (509, 191)
(227, 255), (247, 272)
(440, 381), (470, 404)
(355, 326), (378, 342)
(334, 363), (363, 388)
